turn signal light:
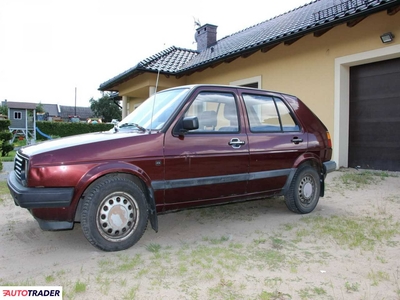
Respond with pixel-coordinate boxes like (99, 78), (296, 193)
(326, 131), (332, 148)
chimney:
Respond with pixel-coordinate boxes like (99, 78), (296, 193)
(195, 24), (217, 52)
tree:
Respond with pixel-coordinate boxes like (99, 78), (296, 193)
(89, 93), (122, 123)
(36, 102), (45, 114)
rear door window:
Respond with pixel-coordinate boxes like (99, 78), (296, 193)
(242, 94), (299, 132)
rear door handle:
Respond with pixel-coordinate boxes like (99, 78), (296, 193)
(291, 137), (303, 144)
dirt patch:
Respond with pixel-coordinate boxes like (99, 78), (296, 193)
(1, 169), (400, 299)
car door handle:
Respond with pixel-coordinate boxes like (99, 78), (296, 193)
(291, 137), (303, 144)
(229, 138), (245, 149)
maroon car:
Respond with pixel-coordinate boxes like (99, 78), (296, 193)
(8, 85), (336, 251)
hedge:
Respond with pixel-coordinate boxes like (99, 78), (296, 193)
(36, 121), (114, 140)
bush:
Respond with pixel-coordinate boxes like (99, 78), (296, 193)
(0, 119), (10, 131)
(0, 131), (12, 141)
(1, 143), (13, 157)
(0, 120), (13, 157)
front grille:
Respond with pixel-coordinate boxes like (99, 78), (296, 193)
(14, 152), (27, 183)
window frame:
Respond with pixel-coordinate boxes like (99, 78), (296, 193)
(13, 111), (22, 120)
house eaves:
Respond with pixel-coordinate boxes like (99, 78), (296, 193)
(99, 0), (400, 91)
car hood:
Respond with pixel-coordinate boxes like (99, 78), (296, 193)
(20, 131), (144, 157)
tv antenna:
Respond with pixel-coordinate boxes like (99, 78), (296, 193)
(149, 66), (161, 134)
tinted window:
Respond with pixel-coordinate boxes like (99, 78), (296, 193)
(185, 92), (239, 133)
(243, 94), (299, 132)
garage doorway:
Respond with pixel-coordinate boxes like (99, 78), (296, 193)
(349, 57), (400, 171)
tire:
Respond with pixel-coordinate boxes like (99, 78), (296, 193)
(81, 175), (149, 251)
(285, 165), (320, 214)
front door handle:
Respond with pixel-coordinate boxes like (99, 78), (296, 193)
(291, 137), (303, 144)
(229, 138), (245, 149)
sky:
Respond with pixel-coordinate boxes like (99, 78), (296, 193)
(0, 0), (312, 107)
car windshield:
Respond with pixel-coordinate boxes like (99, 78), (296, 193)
(116, 87), (190, 132)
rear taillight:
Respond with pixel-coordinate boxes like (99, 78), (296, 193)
(326, 131), (332, 148)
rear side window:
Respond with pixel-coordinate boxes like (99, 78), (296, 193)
(184, 92), (239, 133)
(243, 94), (300, 132)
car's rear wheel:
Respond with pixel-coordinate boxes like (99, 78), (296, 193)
(81, 175), (148, 251)
(285, 165), (320, 214)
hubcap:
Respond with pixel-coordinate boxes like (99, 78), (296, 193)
(303, 182), (313, 198)
(298, 175), (315, 205)
(97, 192), (139, 241)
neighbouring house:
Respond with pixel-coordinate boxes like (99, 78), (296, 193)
(39, 104), (94, 122)
(40, 104), (61, 121)
(99, 0), (400, 171)
(59, 105), (94, 122)
(2, 100), (94, 123)
(1, 100), (95, 141)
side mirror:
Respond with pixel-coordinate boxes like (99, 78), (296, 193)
(180, 116), (199, 135)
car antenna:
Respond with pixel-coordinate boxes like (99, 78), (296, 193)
(149, 67), (161, 134)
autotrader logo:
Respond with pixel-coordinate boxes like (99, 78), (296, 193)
(0, 286), (62, 299)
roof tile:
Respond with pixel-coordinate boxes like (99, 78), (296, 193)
(99, 0), (399, 90)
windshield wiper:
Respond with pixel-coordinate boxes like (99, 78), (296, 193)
(118, 123), (147, 132)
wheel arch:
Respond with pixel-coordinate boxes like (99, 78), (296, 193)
(293, 153), (323, 171)
(73, 163), (158, 232)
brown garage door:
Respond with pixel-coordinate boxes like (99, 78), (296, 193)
(349, 57), (400, 171)
(349, 58), (400, 171)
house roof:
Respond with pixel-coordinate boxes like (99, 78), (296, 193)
(42, 104), (60, 117)
(59, 105), (94, 119)
(6, 101), (37, 110)
(99, 0), (400, 91)
(101, 47), (198, 90)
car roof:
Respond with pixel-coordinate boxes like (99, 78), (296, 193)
(160, 84), (296, 98)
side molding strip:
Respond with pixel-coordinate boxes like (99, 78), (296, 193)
(152, 168), (293, 190)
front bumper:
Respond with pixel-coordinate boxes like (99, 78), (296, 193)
(7, 171), (75, 209)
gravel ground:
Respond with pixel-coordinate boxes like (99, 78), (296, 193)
(1, 166), (400, 299)
(0, 162), (13, 181)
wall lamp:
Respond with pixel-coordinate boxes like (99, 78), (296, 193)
(380, 32), (394, 43)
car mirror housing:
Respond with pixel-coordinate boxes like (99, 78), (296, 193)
(182, 116), (199, 131)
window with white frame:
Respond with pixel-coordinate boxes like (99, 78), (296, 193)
(14, 111), (22, 120)
(230, 75), (262, 89)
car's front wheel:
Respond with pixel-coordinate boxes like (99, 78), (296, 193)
(285, 165), (320, 214)
(81, 175), (149, 251)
